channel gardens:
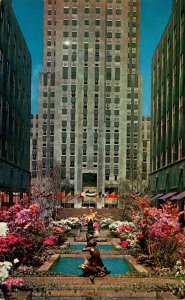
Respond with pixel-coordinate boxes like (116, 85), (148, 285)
(0, 191), (185, 300)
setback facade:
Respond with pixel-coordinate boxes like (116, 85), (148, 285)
(37, 0), (142, 201)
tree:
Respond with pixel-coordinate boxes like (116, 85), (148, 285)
(31, 159), (71, 221)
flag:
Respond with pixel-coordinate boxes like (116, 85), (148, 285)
(71, 193), (77, 199)
(81, 191), (86, 197)
(86, 191), (96, 197)
(66, 191), (71, 198)
(110, 192), (116, 197)
(105, 192), (120, 199)
(57, 191), (65, 198)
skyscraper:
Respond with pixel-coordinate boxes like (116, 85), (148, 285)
(30, 114), (38, 179)
(150, 0), (185, 195)
(142, 116), (150, 186)
(37, 0), (142, 202)
(0, 0), (31, 207)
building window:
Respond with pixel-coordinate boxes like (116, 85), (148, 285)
(63, 31), (69, 37)
(116, 9), (121, 15)
(72, 8), (77, 14)
(63, 19), (69, 25)
(107, 20), (112, 27)
(84, 19), (89, 25)
(64, 7), (69, 14)
(107, 32), (112, 38)
(115, 32), (121, 39)
(116, 20), (121, 27)
(72, 31), (77, 38)
(84, 7), (89, 13)
(115, 44), (121, 50)
(107, 8), (112, 15)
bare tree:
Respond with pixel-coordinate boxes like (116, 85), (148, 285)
(30, 159), (71, 221)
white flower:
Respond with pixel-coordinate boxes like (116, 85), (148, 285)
(0, 261), (13, 284)
(13, 258), (19, 264)
(0, 222), (9, 237)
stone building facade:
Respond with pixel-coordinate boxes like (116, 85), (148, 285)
(0, 0), (31, 206)
(150, 0), (185, 194)
(37, 0), (142, 199)
(30, 114), (38, 179)
(142, 116), (150, 188)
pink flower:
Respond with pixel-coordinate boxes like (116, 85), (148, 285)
(30, 204), (40, 213)
(6, 277), (23, 290)
(51, 226), (63, 233)
(43, 238), (55, 246)
(43, 235), (57, 246)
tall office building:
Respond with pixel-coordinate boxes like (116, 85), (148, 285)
(30, 114), (38, 178)
(142, 116), (150, 185)
(150, 0), (185, 195)
(0, 0), (31, 207)
(37, 0), (142, 201)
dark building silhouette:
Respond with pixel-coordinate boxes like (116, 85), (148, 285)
(150, 0), (185, 196)
(0, 0), (31, 207)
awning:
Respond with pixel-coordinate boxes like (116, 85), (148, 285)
(158, 192), (177, 200)
(171, 191), (185, 200)
(150, 193), (164, 200)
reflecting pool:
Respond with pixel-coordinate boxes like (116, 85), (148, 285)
(51, 257), (131, 275)
(69, 244), (114, 251)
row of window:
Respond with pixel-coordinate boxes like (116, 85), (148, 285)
(62, 8), (122, 15)
(62, 31), (122, 38)
(62, 19), (122, 27)
(47, 43), (121, 51)
(32, 168), (138, 182)
(60, 83), (121, 90)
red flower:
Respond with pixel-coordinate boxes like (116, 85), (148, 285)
(120, 241), (129, 248)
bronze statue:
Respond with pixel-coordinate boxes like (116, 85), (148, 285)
(79, 240), (110, 278)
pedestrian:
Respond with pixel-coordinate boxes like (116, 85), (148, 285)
(93, 220), (99, 237)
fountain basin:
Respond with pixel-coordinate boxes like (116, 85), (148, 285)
(50, 257), (131, 275)
(69, 244), (114, 251)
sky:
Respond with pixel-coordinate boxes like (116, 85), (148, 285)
(12, 0), (172, 116)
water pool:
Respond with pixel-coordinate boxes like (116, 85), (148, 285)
(70, 244), (114, 251)
(51, 257), (131, 275)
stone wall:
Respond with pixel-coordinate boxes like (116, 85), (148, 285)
(57, 208), (124, 221)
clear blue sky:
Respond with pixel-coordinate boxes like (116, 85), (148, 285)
(12, 0), (172, 116)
